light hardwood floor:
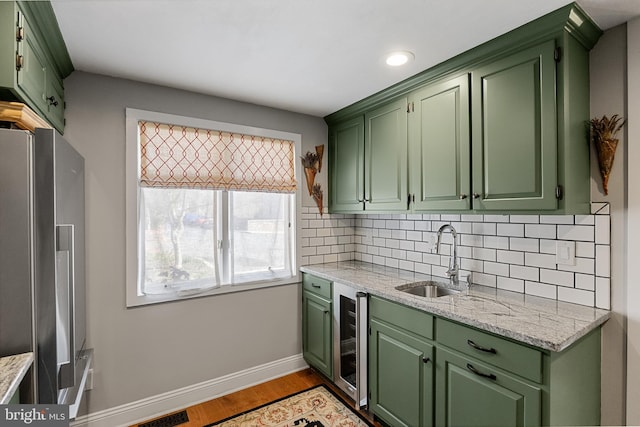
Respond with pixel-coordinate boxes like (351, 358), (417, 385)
(131, 368), (381, 426)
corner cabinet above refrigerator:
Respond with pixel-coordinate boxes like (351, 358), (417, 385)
(0, 127), (92, 419)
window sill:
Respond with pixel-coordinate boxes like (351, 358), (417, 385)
(126, 275), (301, 308)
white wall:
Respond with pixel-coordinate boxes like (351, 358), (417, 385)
(589, 24), (628, 425)
(62, 71), (327, 415)
(626, 17), (640, 426)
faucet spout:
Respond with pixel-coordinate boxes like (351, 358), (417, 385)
(436, 224), (459, 280)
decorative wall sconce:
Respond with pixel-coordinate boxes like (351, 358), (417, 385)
(300, 145), (325, 216)
(590, 114), (625, 195)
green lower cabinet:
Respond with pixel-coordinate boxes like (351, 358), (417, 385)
(435, 347), (541, 427)
(369, 318), (434, 427)
(367, 296), (602, 427)
(302, 289), (332, 378)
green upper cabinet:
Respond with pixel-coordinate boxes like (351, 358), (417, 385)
(0, 1), (73, 133)
(409, 74), (471, 211)
(329, 116), (365, 212)
(325, 3), (601, 214)
(365, 98), (408, 212)
(471, 40), (558, 211)
(328, 98), (408, 213)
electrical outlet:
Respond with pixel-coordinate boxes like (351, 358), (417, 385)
(85, 369), (94, 391)
(556, 241), (576, 265)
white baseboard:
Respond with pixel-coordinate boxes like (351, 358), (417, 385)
(71, 354), (308, 427)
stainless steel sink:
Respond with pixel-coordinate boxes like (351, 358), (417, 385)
(395, 281), (461, 298)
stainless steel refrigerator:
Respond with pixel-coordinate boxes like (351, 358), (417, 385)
(0, 127), (92, 419)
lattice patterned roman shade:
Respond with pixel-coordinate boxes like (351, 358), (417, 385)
(138, 121), (297, 193)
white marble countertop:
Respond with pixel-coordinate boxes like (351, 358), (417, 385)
(300, 261), (610, 352)
(0, 352), (33, 404)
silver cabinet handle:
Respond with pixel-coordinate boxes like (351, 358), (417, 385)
(472, 193), (481, 199)
(459, 194), (468, 200)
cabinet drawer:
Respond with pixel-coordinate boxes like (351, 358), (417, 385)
(436, 318), (542, 383)
(370, 296), (433, 340)
(302, 273), (331, 299)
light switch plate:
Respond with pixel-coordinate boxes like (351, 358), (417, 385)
(556, 241), (576, 265)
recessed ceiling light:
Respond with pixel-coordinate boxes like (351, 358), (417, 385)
(386, 51), (414, 66)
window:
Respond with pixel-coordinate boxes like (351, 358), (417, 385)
(126, 109), (301, 306)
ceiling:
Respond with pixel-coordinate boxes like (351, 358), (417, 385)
(50, 0), (640, 118)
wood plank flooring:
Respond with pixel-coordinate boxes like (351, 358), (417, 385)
(131, 368), (382, 427)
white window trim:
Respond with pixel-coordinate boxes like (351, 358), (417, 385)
(125, 108), (303, 307)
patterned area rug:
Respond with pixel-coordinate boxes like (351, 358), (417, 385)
(205, 384), (373, 427)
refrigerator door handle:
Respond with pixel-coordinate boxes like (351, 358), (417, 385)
(56, 224), (75, 390)
(355, 291), (368, 409)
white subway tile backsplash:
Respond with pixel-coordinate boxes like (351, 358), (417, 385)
(497, 223), (524, 237)
(496, 250), (525, 265)
(510, 215), (540, 224)
(483, 236), (509, 250)
(484, 214), (510, 223)
(540, 215), (574, 224)
(596, 244), (610, 278)
(472, 272), (497, 287)
(539, 269), (574, 287)
(557, 225), (595, 242)
(558, 287), (594, 306)
(525, 281), (557, 299)
(596, 277), (611, 309)
(575, 215), (595, 225)
(539, 239), (556, 255)
(525, 253), (557, 269)
(473, 222), (497, 235)
(473, 247), (497, 262)
(302, 205), (610, 308)
(497, 277), (525, 292)
(510, 265), (539, 281)
(485, 261), (509, 277)
(575, 273), (595, 291)
(525, 224), (556, 239)
(557, 257), (594, 275)
(595, 215), (610, 245)
(510, 237), (539, 253)
(575, 242), (595, 258)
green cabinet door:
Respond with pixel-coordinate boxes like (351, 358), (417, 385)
(471, 40), (557, 211)
(302, 290), (332, 378)
(409, 75), (471, 211)
(329, 116), (365, 212)
(369, 318), (434, 427)
(16, 6), (48, 117)
(436, 347), (541, 427)
(365, 98), (408, 212)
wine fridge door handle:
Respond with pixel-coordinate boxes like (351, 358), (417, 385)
(56, 224), (76, 390)
(355, 291), (368, 409)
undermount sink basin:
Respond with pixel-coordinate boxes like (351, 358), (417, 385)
(395, 281), (461, 298)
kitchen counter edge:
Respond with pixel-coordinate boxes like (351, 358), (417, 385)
(0, 352), (34, 404)
(300, 262), (610, 352)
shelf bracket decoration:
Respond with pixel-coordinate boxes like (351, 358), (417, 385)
(590, 114), (625, 195)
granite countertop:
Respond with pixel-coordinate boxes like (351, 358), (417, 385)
(300, 261), (610, 352)
(0, 352), (33, 404)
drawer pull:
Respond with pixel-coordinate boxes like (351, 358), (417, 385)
(467, 363), (496, 381)
(311, 283), (321, 288)
(467, 339), (497, 354)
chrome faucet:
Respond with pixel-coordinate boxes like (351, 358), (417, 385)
(436, 224), (459, 280)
